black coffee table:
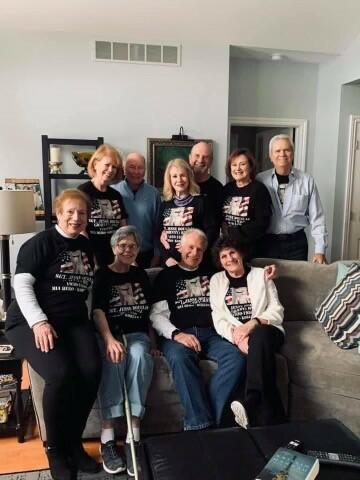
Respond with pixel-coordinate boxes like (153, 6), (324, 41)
(140, 419), (360, 480)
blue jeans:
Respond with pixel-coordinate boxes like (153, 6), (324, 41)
(97, 332), (154, 420)
(162, 327), (246, 430)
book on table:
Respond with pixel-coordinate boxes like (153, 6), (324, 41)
(255, 447), (319, 480)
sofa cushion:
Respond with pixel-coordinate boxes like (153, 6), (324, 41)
(251, 259), (338, 322)
(282, 321), (360, 399)
(315, 262), (360, 349)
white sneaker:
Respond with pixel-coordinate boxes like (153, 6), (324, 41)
(231, 401), (249, 429)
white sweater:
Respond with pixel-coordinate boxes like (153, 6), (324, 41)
(209, 267), (284, 343)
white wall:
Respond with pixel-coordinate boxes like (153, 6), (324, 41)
(229, 58), (319, 173)
(314, 34), (360, 261)
(0, 31), (230, 275)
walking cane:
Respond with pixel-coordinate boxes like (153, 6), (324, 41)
(122, 333), (140, 480)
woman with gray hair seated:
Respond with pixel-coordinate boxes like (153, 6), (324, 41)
(92, 225), (160, 476)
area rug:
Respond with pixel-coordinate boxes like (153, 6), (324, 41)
(0, 471), (127, 479)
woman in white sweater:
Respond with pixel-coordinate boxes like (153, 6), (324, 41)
(209, 235), (285, 428)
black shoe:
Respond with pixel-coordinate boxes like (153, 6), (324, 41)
(46, 446), (73, 480)
(100, 440), (126, 474)
(70, 442), (100, 473)
(125, 442), (140, 477)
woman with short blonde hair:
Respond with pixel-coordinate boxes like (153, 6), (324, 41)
(78, 144), (128, 266)
(158, 158), (216, 267)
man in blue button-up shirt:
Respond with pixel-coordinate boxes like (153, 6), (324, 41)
(114, 152), (161, 268)
(257, 135), (327, 264)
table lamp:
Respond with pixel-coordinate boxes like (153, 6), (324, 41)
(0, 190), (36, 318)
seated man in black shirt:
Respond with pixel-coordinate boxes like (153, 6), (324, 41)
(150, 228), (246, 430)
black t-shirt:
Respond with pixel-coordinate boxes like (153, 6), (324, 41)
(153, 265), (214, 330)
(221, 180), (272, 244)
(224, 270), (252, 323)
(6, 228), (95, 329)
(158, 195), (217, 263)
(92, 266), (151, 335)
(78, 181), (128, 266)
(275, 173), (289, 206)
(198, 176), (223, 233)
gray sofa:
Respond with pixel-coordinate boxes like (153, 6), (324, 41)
(28, 259), (360, 441)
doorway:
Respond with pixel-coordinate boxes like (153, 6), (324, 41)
(230, 125), (295, 173)
(342, 115), (360, 259)
(228, 116), (308, 172)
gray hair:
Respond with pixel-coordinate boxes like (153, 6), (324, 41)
(180, 228), (208, 250)
(110, 225), (141, 249)
(269, 134), (294, 156)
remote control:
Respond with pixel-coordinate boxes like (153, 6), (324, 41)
(307, 450), (360, 469)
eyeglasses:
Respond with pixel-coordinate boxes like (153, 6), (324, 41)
(116, 242), (138, 252)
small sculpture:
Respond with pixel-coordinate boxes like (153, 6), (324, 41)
(72, 151), (93, 174)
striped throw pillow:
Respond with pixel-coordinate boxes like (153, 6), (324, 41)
(315, 262), (360, 349)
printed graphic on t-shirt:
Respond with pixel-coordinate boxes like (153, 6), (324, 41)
(174, 275), (210, 309)
(225, 286), (252, 322)
(163, 206), (194, 244)
(108, 282), (148, 320)
(223, 196), (250, 226)
(53, 250), (93, 293)
(88, 199), (123, 235)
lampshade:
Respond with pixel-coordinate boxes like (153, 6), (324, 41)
(0, 190), (36, 234)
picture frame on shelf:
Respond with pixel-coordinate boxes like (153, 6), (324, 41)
(147, 138), (213, 191)
(5, 178), (45, 216)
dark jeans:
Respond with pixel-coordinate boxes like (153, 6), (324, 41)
(162, 327), (246, 430)
(261, 230), (308, 261)
(6, 320), (102, 449)
(245, 325), (285, 426)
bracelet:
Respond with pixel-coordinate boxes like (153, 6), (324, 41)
(32, 320), (49, 330)
(171, 329), (181, 340)
(254, 317), (261, 325)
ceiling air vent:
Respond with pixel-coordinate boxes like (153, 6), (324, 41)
(94, 41), (181, 66)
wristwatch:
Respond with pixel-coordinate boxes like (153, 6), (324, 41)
(171, 329), (181, 340)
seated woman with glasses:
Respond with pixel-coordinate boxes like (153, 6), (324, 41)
(92, 225), (160, 476)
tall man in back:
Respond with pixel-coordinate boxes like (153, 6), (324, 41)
(150, 228), (245, 430)
(188, 141), (223, 233)
(257, 134), (328, 263)
(115, 152), (161, 267)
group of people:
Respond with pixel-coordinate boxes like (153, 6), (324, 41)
(5, 134), (328, 480)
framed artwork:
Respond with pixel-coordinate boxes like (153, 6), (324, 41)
(147, 138), (213, 191)
(5, 178), (44, 215)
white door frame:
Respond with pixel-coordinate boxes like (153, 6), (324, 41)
(228, 116), (308, 171)
(341, 114), (360, 259)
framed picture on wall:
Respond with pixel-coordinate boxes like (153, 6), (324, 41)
(5, 178), (44, 215)
(147, 138), (213, 191)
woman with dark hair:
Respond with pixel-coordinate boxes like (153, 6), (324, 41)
(210, 235), (285, 428)
(5, 189), (102, 480)
(221, 148), (272, 256)
(78, 143), (128, 267)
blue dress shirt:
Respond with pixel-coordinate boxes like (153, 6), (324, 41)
(114, 179), (161, 254)
(256, 168), (328, 254)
